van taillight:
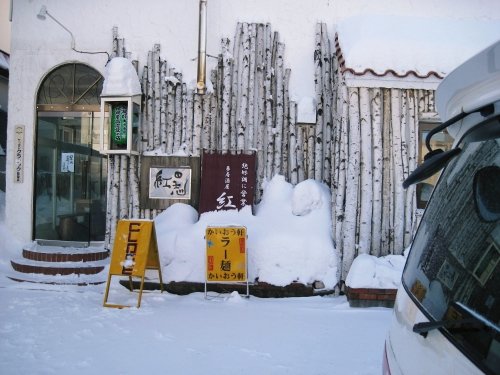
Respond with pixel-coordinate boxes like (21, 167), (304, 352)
(382, 342), (391, 375)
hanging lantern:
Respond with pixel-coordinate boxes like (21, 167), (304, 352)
(99, 57), (142, 155)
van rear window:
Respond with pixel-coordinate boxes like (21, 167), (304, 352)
(403, 139), (500, 375)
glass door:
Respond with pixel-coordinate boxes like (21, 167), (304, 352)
(34, 112), (107, 242)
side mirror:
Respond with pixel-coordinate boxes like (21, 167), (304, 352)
(403, 148), (462, 189)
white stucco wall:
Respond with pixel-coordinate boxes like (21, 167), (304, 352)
(6, 0), (500, 243)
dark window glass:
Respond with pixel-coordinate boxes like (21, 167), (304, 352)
(403, 138), (500, 374)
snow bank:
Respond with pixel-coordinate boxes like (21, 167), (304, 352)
(345, 253), (407, 289)
(0, 190), (23, 261)
(155, 175), (339, 289)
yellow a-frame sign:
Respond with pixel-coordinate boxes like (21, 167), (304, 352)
(103, 219), (164, 308)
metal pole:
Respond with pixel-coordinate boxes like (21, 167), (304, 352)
(196, 0), (207, 94)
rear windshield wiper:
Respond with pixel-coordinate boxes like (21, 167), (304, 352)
(413, 302), (500, 338)
(413, 318), (478, 338)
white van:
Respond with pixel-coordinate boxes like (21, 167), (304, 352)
(383, 40), (500, 374)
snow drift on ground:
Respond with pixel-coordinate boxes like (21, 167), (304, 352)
(0, 190), (22, 261)
(345, 252), (406, 289)
(155, 175), (340, 289)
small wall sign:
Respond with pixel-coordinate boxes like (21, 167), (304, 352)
(149, 167), (191, 199)
(14, 125), (24, 183)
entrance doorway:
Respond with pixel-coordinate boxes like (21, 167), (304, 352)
(34, 63), (107, 243)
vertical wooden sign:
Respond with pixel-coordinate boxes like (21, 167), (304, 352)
(14, 125), (24, 183)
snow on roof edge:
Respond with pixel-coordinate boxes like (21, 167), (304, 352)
(335, 15), (500, 83)
(335, 33), (444, 81)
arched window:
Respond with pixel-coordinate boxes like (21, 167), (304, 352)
(37, 63), (103, 109)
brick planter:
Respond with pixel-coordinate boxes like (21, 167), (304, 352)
(346, 287), (397, 308)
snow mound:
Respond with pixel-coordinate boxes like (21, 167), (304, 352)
(345, 253), (406, 289)
(154, 175), (339, 289)
(292, 179), (326, 216)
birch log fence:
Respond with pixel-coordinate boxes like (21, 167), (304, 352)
(105, 24), (437, 282)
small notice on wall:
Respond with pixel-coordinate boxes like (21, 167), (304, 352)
(14, 125), (24, 183)
(61, 153), (75, 173)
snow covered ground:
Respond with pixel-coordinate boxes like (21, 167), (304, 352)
(0, 182), (397, 374)
(0, 284), (392, 374)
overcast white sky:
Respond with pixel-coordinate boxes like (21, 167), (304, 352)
(0, 0), (10, 53)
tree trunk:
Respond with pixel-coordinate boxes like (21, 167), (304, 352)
(391, 89), (405, 254)
(230, 23), (242, 151)
(264, 25), (274, 178)
(321, 23), (333, 184)
(202, 93), (211, 150)
(273, 42), (285, 174)
(334, 83), (348, 252)
(174, 72), (183, 151)
(130, 155), (140, 219)
(289, 100), (298, 184)
(282, 68), (291, 178)
(314, 24), (323, 181)
(146, 51), (154, 151)
(342, 87), (361, 280)
(153, 44), (161, 150)
(221, 38), (232, 152)
(160, 60), (167, 152)
(370, 88), (383, 256)
(358, 87), (372, 254)
(247, 24), (257, 150)
(237, 23), (250, 151)
(193, 94), (203, 155)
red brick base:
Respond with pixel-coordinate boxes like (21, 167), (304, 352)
(346, 287), (397, 308)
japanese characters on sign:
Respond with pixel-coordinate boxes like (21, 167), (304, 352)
(61, 153), (75, 173)
(14, 125), (24, 183)
(110, 102), (128, 146)
(206, 226), (247, 282)
(104, 220), (163, 308)
(108, 220), (161, 277)
(149, 167), (191, 199)
(199, 151), (256, 214)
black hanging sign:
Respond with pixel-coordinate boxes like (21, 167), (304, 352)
(199, 151), (256, 214)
